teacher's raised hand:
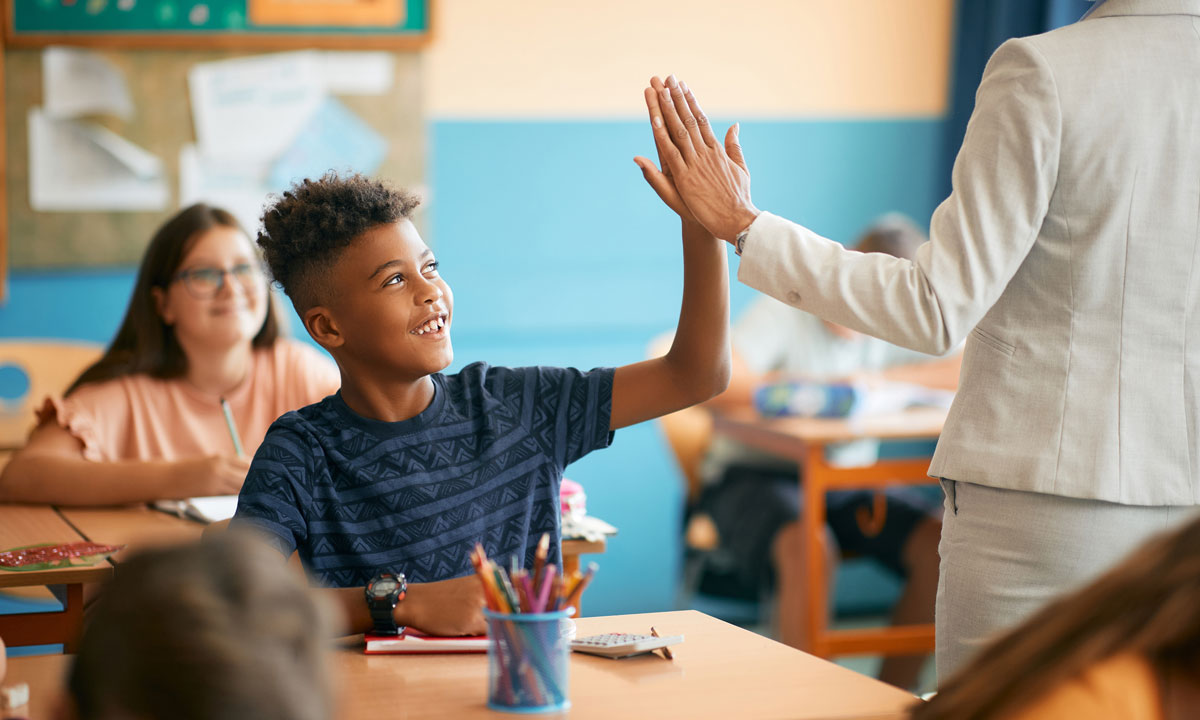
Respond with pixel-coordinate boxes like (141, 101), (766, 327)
(637, 75), (759, 243)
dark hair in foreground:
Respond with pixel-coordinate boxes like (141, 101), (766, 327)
(257, 171), (421, 313)
(68, 535), (334, 720)
(67, 204), (280, 396)
(912, 516), (1200, 720)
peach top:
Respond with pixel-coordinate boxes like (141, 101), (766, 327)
(37, 340), (340, 462)
(1007, 652), (1162, 720)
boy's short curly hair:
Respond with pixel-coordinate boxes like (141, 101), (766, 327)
(258, 172), (421, 312)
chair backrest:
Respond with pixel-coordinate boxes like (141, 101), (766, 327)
(0, 340), (104, 450)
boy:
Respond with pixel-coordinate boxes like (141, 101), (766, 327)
(232, 172), (729, 636)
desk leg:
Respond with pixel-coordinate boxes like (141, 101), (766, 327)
(803, 444), (831, 659)
(0, 582), (84, 652)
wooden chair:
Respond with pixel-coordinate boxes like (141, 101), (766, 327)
(0, 339), (104, 454)
(649, 334), (767, 622)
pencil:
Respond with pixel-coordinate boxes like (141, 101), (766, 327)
(532, 532), (550, 590)
(219, 397), (245, 459)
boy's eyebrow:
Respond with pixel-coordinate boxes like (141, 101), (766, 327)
(368, 249), (433, 280)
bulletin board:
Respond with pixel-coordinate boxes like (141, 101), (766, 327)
(3, 0), (432, 50)
(3, 47), (426, 270)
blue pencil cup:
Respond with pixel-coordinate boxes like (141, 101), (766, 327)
(484, 608), (572, 713)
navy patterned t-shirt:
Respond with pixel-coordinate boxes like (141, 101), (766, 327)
(231, 362), (615, 588)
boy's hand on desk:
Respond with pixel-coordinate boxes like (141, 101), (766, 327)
(174, 455), (250, 498)
(399, 575), (487, 637)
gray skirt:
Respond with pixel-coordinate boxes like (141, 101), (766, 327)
(935, 479), (1199, 684)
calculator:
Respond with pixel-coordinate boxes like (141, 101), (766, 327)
(570, 632), (684, 659)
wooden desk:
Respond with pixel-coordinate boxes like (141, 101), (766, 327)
(712, 407), (946, 659)
(8, 610), (917, 720)
(59, 505), (606, 616)
(56, 505), (205, 563)
(0, 505), (113, 652)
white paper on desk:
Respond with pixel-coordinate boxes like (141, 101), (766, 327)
(152, 495), (239, 523)
(317, 52), (393, 95)
(29, 108), (168, 212)
(179, 144), (273, 236)
(43, 47), (133, 120)
(852, 381), (955, 417)
(188, 52), (324, 161)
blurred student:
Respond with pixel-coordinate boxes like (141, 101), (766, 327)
(62, 534), (335, 720)
(912, 514), (1200, 720)
(699, 216), (959, 689)
(0, 204), (339, 505)
(232, 171), (730, 637)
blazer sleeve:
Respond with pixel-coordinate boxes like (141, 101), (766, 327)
(737, 37), (1062, 355)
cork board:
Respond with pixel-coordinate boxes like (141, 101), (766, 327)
(4, 48), (424, 269)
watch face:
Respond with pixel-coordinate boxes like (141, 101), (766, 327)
(371, 578), (397, 597)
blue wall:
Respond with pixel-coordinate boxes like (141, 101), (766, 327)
(0, 117), (945, 617)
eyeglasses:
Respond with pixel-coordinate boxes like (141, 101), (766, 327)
(172, 262), (262, 299)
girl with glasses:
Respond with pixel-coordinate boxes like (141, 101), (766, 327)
(0, 204), (340, 505)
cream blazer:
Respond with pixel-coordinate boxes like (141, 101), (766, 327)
(737, 0), (1200, 505)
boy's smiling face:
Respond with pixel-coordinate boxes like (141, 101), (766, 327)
(319, 218), (453, 380)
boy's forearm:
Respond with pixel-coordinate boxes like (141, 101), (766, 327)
(664, 220), (731, 401)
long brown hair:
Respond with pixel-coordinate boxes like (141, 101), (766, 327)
(912, 515), (1200, 720)
(67, 535), (335, 720)
(67, 204), (280, 395)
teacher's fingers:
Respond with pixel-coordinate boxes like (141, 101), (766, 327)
(664, 75), (705, 151)
(645, 83), (686, 175)
(655, 76), (697, 161)
(679, 80), (719, 149)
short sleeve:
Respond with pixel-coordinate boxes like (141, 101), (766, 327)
(278, 340), (340, 409)
(231, 419), (316, 559)
(36, 381), (133, 462)
(529, 366), (615, 468)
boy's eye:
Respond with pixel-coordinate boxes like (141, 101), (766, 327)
(384, 274), (405, 287)
(423, 261), (440, 275)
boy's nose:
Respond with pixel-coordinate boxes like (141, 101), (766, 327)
(416, 277), (443, 304)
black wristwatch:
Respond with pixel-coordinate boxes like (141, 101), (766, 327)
(365, 571), (407, 636)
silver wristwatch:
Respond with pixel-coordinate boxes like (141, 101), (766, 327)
(734, 226), (751, 256)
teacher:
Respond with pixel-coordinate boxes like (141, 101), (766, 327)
(635, 0), (1200, 680)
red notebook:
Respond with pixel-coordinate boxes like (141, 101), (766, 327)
(364, 629), (489, 654)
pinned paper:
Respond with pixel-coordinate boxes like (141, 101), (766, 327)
(188, 52), (324, 161)
(267, 97), (387, 190)
(179, 144), (272, 236)
(29, 108), (167, 211)
(42, 47), (133, 119)
(317, 52), (394, 95)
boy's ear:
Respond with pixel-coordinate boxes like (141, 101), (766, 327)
(304, 306), (344, 351)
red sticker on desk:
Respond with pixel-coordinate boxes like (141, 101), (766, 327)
(0, 541), (124, 571)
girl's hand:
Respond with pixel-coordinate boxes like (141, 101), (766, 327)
(176, 455), (251, 497)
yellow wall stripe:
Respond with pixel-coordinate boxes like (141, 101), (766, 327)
(425, 0), (954, 119)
